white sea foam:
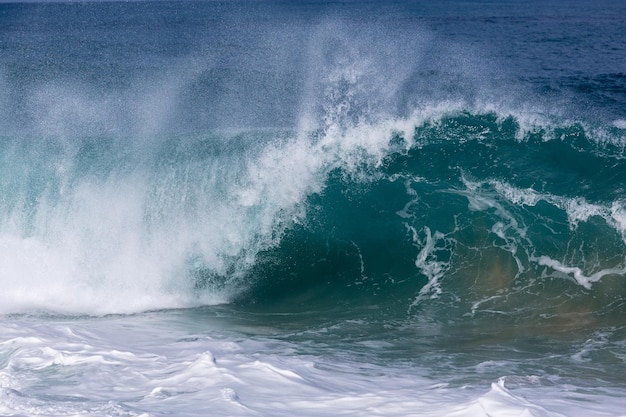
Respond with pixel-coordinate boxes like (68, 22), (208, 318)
(610, 200), (626, 242)
(1, 315), (624, 417)
(490, 181), (542, 207)
(486, 179), (624, 234)
(408, 226), (452, 308)
(537, 256), (626, 290)
(613, 119), (626, 130)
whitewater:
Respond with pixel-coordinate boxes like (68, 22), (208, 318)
(1, 0), (626, 416)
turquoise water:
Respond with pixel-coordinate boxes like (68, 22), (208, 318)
(1, 1), (625, 415)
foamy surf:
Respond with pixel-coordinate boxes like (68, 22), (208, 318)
(2, 314), (625, 417)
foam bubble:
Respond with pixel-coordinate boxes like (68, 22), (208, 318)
(613, 119), (626, 129)
(491, 181), (541, 207)
(610, 200), (626, 242)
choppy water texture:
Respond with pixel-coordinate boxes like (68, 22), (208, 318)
(1, 0), (626, 416)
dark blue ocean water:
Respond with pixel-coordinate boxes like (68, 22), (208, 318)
(1, 1), (626, 415)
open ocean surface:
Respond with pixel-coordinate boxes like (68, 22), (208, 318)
(1, 0), (626, 415)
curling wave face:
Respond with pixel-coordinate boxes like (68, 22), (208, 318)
(1, 106), (625, 320)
